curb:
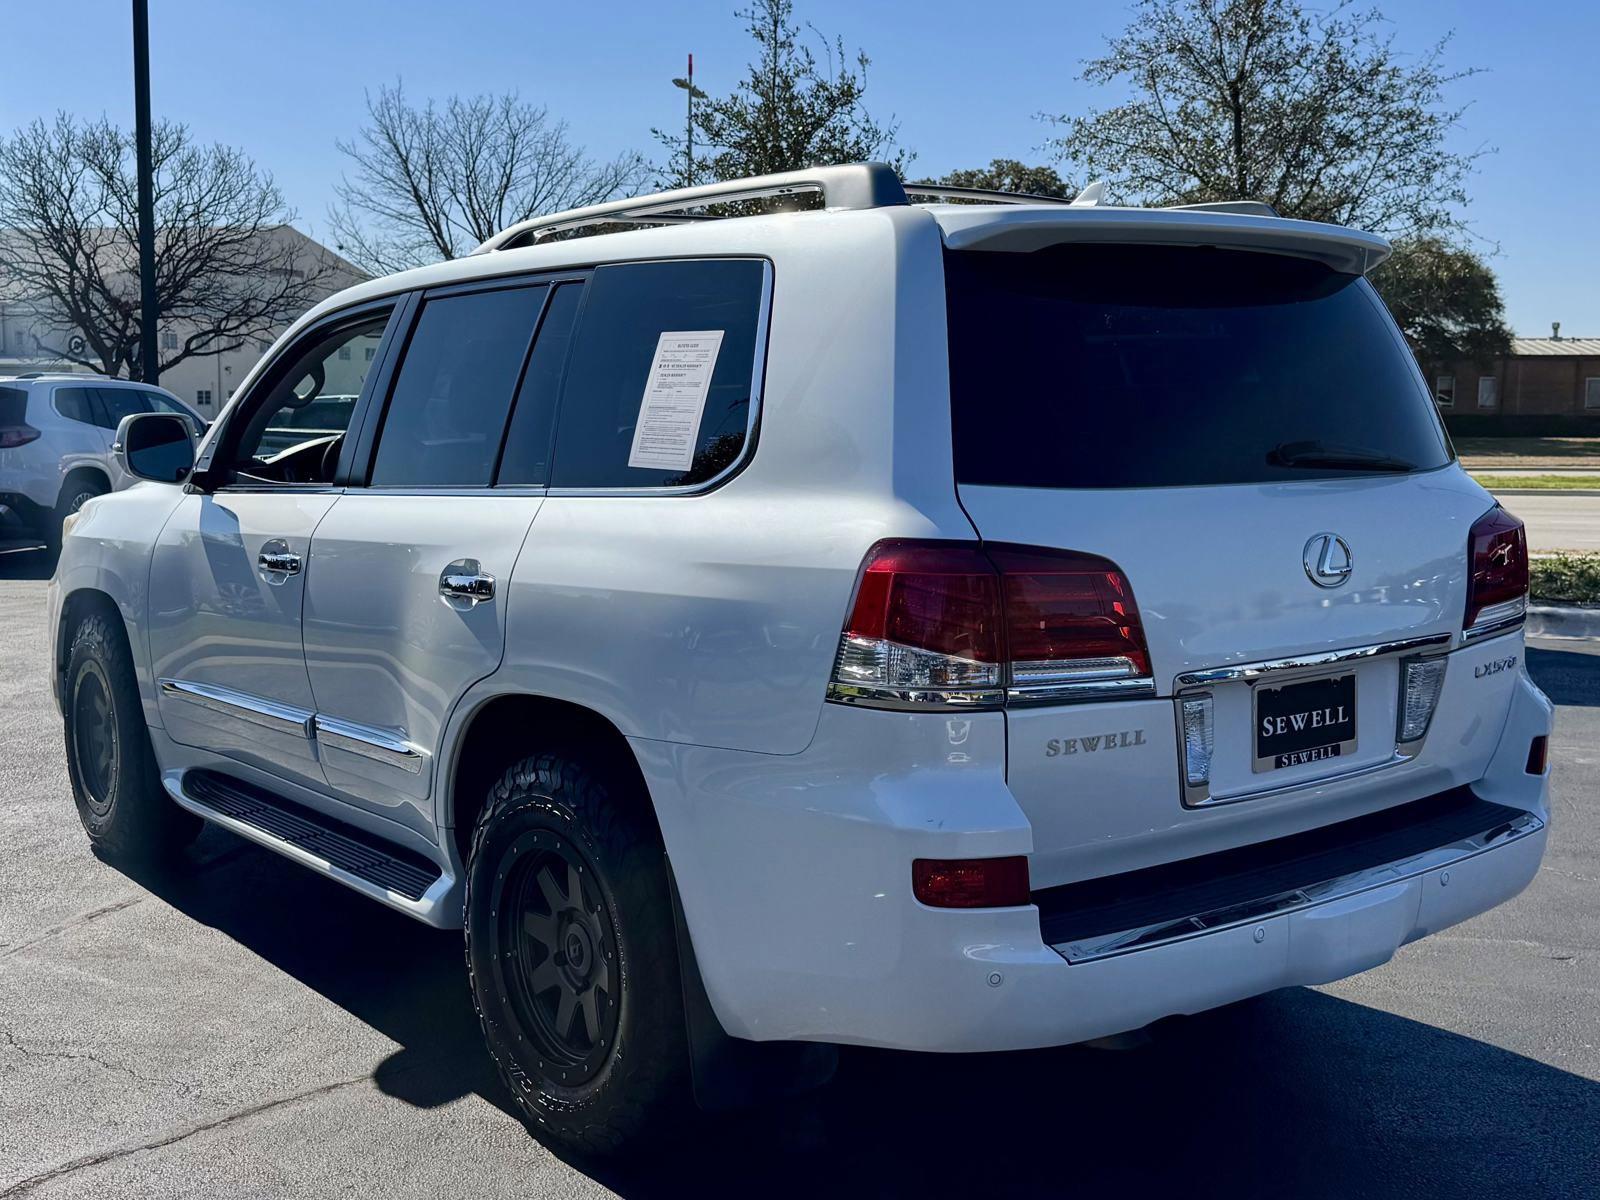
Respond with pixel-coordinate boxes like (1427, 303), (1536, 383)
(1526, 604), (1600, 641)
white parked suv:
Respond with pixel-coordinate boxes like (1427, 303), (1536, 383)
(0, 374), (203, 549)
(48, 164), (1551, 1153)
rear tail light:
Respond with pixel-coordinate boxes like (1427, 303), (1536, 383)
(1464, 507), (1528, 638)
(828, 540), (1153, 709)
(912, 856), (1030, 908)
(0, 424), (40, 449)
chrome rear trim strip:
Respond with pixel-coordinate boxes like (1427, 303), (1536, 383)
(1174, 633), (1452, 689)
(313, 715), (427, 775)
(1048, 809), (1542, 964)
(158, 678), (314, 739)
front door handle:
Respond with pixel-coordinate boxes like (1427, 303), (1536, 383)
(258, 540), (302, 582)
(439, 558), (495, 609)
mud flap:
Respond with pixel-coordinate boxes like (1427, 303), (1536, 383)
(665, 855), (838, 1111)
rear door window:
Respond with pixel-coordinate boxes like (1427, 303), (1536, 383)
(496, 282), (583, 487)
(53, 387), (98, 427)
(369, 284), (548, 487)
(548, 259), (767, 489)
(94, 388), (157, 431)
(946, 244), (1452, 489)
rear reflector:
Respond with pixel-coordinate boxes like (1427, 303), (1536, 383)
(1465, 507), (1528, 638)
(829, 540), (1153, 710)
(1398, 657), (1448, 743)
(1526, 736), (1548, 776)
(912, 856), (1031, 908)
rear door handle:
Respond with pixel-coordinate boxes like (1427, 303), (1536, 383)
(258, 540), (302, 582)
(439, 558), (495, 609)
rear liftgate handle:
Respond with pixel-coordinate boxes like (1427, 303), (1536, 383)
(439, 558), (495, 610)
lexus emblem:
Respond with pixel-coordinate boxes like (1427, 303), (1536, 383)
(1303, 532), (1353, 588)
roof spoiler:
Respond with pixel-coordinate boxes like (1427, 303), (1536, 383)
(936, 206), (1391, 274)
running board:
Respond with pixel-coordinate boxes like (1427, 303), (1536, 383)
(171, 770), (451, 917)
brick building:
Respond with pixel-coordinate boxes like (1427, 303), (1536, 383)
(1431, 329), (1600, 433)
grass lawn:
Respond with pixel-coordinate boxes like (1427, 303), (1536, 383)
(1455, 437), (1600, 469)
(1473, 474), (1600, 491)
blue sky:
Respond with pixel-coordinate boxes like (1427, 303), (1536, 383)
(3, 0), (1595, 334)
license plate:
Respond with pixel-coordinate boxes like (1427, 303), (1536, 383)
(1253, 672), (1356, 772)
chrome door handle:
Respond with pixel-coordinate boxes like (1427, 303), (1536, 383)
(439, 558), (495, 609)
(258, 540), (302, 582)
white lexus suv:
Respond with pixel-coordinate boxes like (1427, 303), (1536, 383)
(49, 164), (1550, 1154)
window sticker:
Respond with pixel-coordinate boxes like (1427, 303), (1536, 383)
(627, 330), (725, 472)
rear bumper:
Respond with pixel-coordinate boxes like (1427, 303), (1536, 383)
(636, 666), (1552, 1053)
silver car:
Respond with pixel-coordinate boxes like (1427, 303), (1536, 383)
(0, 373), (204, 549)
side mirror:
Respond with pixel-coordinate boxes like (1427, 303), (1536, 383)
(114, 412), (195, 484)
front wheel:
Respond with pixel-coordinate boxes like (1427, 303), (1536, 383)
(464, 752), (691, 1155)
(62, 612), (201, 860)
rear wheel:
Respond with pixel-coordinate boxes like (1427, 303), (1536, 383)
(50, 476), (106, 549)
(62, 612), (201, 860)
(464, 752), (690, 1155)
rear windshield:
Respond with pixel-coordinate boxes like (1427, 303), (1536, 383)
(946, 244), (1452, 489)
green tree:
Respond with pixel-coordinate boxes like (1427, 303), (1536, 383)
(653, 0), (910, 188)
(1044, 0), (1480, 238)
(1045, 0), (1509, 364)
(1370, 237), (1511, 365)
(922, 159), (1072, 199)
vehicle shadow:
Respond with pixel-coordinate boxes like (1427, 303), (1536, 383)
(114, 830), (1600, 1200)
(1526, 645), (1600, 707)
(0, 546), (57, 581)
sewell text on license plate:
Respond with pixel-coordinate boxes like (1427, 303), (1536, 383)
(1253, 671), (1357, 772)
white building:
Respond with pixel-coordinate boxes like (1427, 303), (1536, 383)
(0, 226), (366, 418)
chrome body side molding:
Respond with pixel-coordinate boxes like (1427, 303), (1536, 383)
(312, 714), (427, 775)
(158, 678), (314, 739)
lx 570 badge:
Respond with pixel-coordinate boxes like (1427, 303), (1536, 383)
(1475, 654), (1518, 679)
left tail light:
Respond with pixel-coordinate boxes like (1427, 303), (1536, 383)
(827, 539), (1154, 710)
(0, 423), (40, 449)
(1464, 506), (1528, 639)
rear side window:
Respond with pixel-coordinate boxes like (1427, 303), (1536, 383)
(549, 259), (766, 489)
(0, 386), (26, 426)
(946, 244), (1452, 489)
(370, 285), (548, 487)
(497, 282), (583, 487)
(54, 387), (100, 427)
(94, 388), (157, 430)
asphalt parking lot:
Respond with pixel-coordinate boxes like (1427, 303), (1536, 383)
(2, 547), (1597, 1199)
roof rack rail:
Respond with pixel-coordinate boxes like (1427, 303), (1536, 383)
(903, 182), (1072, 207)
(475, 162), (909, 253)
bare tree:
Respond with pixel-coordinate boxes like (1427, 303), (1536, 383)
(330, 83), (650, 271)
(0, 114), (340, 381)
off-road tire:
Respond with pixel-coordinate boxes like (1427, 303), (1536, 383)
(464, 752), (691, 1156)
(62, 612), (201, 860)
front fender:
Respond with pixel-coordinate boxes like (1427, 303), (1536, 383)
(51, 482), (187, 726)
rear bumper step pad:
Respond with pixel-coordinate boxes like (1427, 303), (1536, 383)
(1034, 788), (1541, 963)
(184, 770), (441, 902)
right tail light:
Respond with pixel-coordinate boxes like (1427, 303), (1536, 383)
(1464, 506), (1528, 639)
(827, 539), (1153, 710)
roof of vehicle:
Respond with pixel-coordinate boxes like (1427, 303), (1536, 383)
(281, 163), (1393, 360)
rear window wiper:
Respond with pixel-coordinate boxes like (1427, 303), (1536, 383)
(1268, 441), (1417, 473)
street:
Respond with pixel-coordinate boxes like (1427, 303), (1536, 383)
(1, 549), (1597, 1199)
(1501, 492), (1600, 552)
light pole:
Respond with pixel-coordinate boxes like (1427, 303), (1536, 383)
(132, 0), (158, 383)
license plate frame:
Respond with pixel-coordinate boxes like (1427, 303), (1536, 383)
(1252, 671), (1357, 773)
